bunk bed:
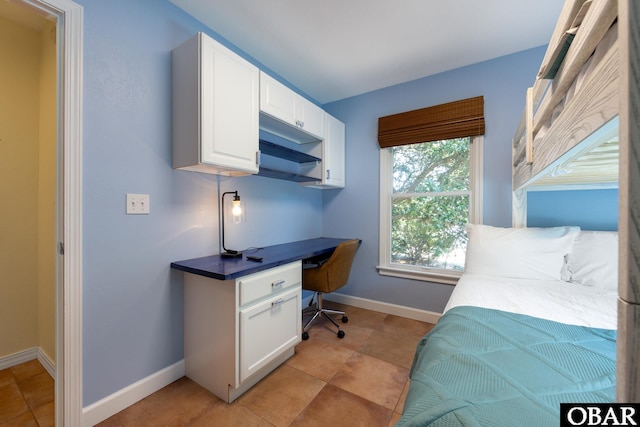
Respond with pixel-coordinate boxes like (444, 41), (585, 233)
(397, 0), (640, 424)
(511, 0), (619, 226)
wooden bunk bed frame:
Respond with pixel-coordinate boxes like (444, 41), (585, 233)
(617, 0), (639, 404)
(511, 0), (639, 402)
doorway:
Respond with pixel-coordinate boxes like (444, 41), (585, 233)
(0, 3), (57, 425)
(0, 0), (83, 425)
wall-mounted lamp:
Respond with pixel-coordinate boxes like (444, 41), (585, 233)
(221, 190), (243, 258)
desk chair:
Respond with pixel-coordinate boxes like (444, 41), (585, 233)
(301, 238), (360, 340)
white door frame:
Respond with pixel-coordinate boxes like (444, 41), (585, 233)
(20, 0), (83, 425)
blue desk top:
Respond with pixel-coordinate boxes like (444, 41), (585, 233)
(171, 237), (352, 281)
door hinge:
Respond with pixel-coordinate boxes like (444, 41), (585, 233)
(58, 242), (65, 255)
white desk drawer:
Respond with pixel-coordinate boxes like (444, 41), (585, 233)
(239, 286), (301, 382)
(238, 261), (301, 306)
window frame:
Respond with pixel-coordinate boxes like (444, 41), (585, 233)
(378, 136), (483, 285)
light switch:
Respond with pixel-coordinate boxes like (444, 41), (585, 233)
(126, 193), (150, 214)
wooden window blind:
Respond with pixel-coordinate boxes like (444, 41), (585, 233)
(377, 96), (485, 148)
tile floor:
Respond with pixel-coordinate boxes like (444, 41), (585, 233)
(0, 359), (55, 427)
(98, 301), (434, 427)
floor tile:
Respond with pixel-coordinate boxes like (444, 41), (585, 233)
(358, 330), (421, 369)
(303, 302), (383, 350)
(290, 384), (392, 427)
(0, 369), (15, 387)
(238, 365), (325, 427)
(0, 383), (29, 424)
(396, 379), (411, 413)
(134, 377), (221, 426)
(95, 400), (148, 427)
(324, 302), (388, 331)
(32, 401), (55, 427)
(18, 372), (54, 410)
(286, 337), (355, 382)
(191, 402), (275, 427)
(0, 411), (39, 427)
(10, 360), (45, 382)
(388, 411), (402, 426)
(378, 314), (434, 341)
(330, 352), (409, 410)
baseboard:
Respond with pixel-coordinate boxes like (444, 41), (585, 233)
(323, 292), (442, 324)
(82, 359), (185, 427)
(37, 348), (56, 379)
(0, 347), (39, 371)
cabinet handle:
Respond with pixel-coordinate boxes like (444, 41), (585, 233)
(272, 279), (285, 288)
(326, 169), (330, 180)
(256, 150), (261, 166)
(272, 298), (285, 307)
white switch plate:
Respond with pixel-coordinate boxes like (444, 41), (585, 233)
(126, 193), (150, 214)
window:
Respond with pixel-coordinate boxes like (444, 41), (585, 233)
(378, 136), (483, 284)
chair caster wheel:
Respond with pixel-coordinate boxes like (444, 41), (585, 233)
(302, 331), (309, 340)
(342, 316), (348, 323)
(337, 330), (345, 339)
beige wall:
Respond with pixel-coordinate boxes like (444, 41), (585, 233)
(0, 16), (57, 364)
(37, 22), (58, 364)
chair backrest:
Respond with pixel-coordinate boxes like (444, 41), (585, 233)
(319, 239), (360, 292)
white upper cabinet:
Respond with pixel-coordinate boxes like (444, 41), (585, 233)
(172, 32), (260, 175)
(259, 71), (325, 143)
(304, 112), (345, 189)
(322, 113), (346, 188)
(294, 96), (325, 140)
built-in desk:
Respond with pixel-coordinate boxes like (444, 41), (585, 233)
(171, 237), (350, 280)
(170, 237), (352, 403)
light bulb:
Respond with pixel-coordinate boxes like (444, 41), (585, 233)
(232, 199), (242, 223)
(232, 200), (241, 216)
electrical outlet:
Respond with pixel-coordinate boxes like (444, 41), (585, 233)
(126, 193), (150, 214)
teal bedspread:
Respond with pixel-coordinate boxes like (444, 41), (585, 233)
(396, 306), (616, 427)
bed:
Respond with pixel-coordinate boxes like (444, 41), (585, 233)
(396, 225), (619, 426)
(396, 0), (640, 422)
(510, 0), (639, 402)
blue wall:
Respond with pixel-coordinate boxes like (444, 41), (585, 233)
(323, 46), (548, 314)
(527, 189), (618, 230)
(79, 0), (322, 406)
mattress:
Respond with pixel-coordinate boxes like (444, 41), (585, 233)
(444, 273), (618, 330)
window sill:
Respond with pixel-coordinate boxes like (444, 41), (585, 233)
(377, 265), (461, 285)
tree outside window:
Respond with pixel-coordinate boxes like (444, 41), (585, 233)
(389, 137), (476, 273)
(379, 137), (482, 283)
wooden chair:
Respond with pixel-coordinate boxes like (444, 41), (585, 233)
(301, 239), (360, 340)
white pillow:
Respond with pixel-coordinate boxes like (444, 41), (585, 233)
(464, 224), (580, 280)
(566, 230), (618, 290)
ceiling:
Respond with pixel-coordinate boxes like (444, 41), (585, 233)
(170, 0), (563, 104)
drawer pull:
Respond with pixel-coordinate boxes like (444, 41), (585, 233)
(272, 279), (285, 288)
(272, 298), (285, 307)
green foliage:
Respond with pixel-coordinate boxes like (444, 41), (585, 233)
(393, 138), (469, 193)
(391, 138), (471, 269)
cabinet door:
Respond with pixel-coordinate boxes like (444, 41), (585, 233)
(259, 71), (297, 127)
(239, 287), (301, 382)
(200, 34), (259, 174)
(296, 96), (325, 140)
(323, 113), (346, 188)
